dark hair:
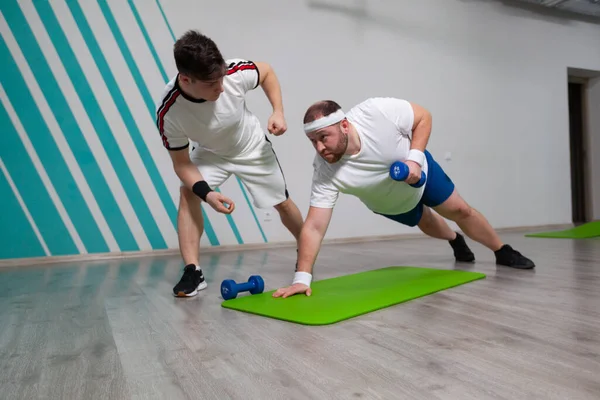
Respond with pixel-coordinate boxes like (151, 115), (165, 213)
(303, 100), (342, 124)
(173, 30), (225, 81)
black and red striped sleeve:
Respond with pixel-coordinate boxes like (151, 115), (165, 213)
(155, 87), (189, 151)
(226, 59), (260, 93)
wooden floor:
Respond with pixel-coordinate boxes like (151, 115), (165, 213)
(0, 232), (599, 400)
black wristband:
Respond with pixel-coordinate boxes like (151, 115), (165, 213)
(192, 180), (213, 201)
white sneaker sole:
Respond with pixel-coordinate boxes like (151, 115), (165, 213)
(174, 281), (207, 297)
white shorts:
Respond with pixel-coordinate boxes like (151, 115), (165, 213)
(188, 137), (289, 209)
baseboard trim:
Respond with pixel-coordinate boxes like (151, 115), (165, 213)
(0, 223), (574, 269)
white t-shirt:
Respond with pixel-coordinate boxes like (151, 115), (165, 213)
(155, 59), (265, 158)
(310, 97), (429, 215)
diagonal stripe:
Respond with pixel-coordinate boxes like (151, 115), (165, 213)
(0, 94), (74, 256)
(235, 175), (262, 244)
(96, 0), (156, 119)
(1, 4), (112, 254)
(63, 0), (178, 245)
(154, 0), (175, 41)
(126, 0), (168, 82)
(55, 0), (174, 250)
(0, 31), (102, 254)
(18, 0), (140, 252)
(26, 0), (150, 252)
(31, 0), (164, 252)
(0, 85), (85, 257)
(215, 187), (244, 245)
(237, 178), (268, 243)
(201, 207), (220, 246)
(0, 158), (48, 259)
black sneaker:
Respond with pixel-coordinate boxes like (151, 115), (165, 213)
(173, 264), (207, 297)
(495, 245), (535, 269)
(449, 232), (475, 262)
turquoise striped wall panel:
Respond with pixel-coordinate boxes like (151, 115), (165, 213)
(0, 0), (269, 261)
(0, 100), (77, 256)
(0, 159), (47, 260)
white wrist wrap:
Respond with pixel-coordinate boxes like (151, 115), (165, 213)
(407, 149), (425, 167)
(293, 271), (312, 287)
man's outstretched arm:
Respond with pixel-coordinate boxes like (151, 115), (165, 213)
(272, 206), (334, 298)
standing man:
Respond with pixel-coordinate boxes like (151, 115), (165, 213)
(156, 30), (304, 297)
(274, 97), (535, 298)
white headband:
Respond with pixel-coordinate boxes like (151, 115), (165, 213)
(303, 109), (346, 134)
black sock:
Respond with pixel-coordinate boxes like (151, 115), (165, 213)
(449, 232), (467, 246)
(449, 232), (475, 262)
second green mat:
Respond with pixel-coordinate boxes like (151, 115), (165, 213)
(221, 266), (486, 325)
(525, 220), (600, 239)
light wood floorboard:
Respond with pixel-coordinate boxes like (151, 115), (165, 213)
(0, 233), (599, 399)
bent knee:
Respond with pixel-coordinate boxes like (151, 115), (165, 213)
(451, 204), (473, 220)
(180, 185), (193, 197)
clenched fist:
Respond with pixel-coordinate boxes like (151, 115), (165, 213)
(267, 111), (287, 136)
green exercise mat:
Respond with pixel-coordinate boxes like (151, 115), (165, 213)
(221, 266), (486, 325)
(525, 220), (600, 239)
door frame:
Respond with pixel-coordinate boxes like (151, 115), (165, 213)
(567, 69), (599, 223)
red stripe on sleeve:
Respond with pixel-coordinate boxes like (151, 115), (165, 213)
(157, 90), (181, 149)
(227, 63), (256, 75)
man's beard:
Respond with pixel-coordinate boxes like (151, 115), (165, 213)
(322, 132), (348, 163)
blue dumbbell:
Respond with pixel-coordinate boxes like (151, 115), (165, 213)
(221, 275), (265, 300)
(389, 161), (427, 188)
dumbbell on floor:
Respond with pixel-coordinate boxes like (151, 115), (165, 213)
(389, 161), (427, 188)
(221, 275), (265, 300)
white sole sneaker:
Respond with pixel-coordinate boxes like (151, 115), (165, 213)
(174, 280), (208, 297)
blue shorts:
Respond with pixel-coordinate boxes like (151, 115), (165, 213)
(375, 150), (455, 227)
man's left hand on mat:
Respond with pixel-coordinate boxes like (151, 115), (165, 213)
(272, 283), (311, 298)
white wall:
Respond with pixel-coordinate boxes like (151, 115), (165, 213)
(587, 77), (600, 220)
(2, 0), (600, 260)
(167, 0), (600, 241)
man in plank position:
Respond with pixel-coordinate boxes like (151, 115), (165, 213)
(273, 97), (535, 298)
(156, 30), (304, 297)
